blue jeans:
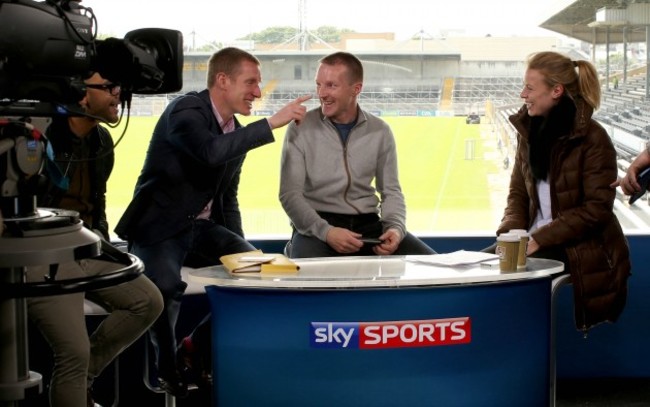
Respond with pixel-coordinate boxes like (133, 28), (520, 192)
(131, 220), (254, 378)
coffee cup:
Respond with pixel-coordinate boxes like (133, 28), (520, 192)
(496, 233), (520, 272)
(509, 229), (529, 270)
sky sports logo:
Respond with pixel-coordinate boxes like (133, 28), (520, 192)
(310, 317), (471, 349)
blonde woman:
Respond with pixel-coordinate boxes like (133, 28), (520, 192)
(497, 51), (630, 333)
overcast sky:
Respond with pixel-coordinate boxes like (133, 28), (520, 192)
(82, 0), (570, 45)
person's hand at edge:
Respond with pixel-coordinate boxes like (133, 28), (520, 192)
(612, 149), (650, 194)
(611, 167), (642, 194)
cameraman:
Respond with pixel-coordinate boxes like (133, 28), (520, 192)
(26, 72), (163, 407)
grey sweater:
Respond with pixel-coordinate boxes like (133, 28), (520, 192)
(279, 107), (406, 241)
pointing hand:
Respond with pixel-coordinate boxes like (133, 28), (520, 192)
(268, 94), (312, 129)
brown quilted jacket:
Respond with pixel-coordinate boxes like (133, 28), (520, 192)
(499, 97), (631, 332)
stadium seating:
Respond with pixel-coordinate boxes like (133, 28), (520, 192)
(599, 74), (650, 138)
(451, 76), (522, 109)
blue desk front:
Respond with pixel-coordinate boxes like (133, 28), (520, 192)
(191, 256), (564, 407)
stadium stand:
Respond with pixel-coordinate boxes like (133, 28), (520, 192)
(452, 76), (521, 108)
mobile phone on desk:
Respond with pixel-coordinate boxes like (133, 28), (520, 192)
(629, 167), (650, 205)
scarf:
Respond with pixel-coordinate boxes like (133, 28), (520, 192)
(528, 96), (576, 180)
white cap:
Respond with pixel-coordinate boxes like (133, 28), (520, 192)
(497, 232), (520, 242)
(509, 229), (529, 237)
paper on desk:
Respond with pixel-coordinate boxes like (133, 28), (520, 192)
(406, 250), (499, 267)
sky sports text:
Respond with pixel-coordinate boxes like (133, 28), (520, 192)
(310, 317), (471, 349)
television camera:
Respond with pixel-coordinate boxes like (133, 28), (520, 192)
(0, 1), (183, 404)
(0, 0), (183, 110)
(1, 0), (183, 221)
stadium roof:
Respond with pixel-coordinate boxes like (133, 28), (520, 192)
(541, 0), (650, 44)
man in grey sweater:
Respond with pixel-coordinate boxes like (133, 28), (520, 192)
(280, 52), (434, 258)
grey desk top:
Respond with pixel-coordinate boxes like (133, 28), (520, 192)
(189, 254), (564, 290)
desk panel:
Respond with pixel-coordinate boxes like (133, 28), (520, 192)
(207, 278), (554, 406)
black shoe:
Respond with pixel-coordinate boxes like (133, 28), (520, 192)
(158, 370), (189, 398)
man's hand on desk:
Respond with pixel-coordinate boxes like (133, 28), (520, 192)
(326, 227), (363, 254)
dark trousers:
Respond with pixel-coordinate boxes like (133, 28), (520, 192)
(131, 220), (254, 377)
(289, 212), (436, 258)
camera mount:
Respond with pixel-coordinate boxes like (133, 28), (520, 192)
(0, 207), (146, 405)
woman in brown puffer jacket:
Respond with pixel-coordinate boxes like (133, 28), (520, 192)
(498, 51), (631, 333)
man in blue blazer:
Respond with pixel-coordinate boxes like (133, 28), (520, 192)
(115, 47), (310, 397)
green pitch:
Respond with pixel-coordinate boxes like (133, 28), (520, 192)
(105, 115), (508, 237)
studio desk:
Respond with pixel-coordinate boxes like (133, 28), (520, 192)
(190, 255), (565, 407)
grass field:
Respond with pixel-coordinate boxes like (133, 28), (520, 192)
(105, 115), (510, 237)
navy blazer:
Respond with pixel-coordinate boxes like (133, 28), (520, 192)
(115, 89), (274, 245)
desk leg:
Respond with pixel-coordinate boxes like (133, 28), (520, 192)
(549, 274), (571, 407)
